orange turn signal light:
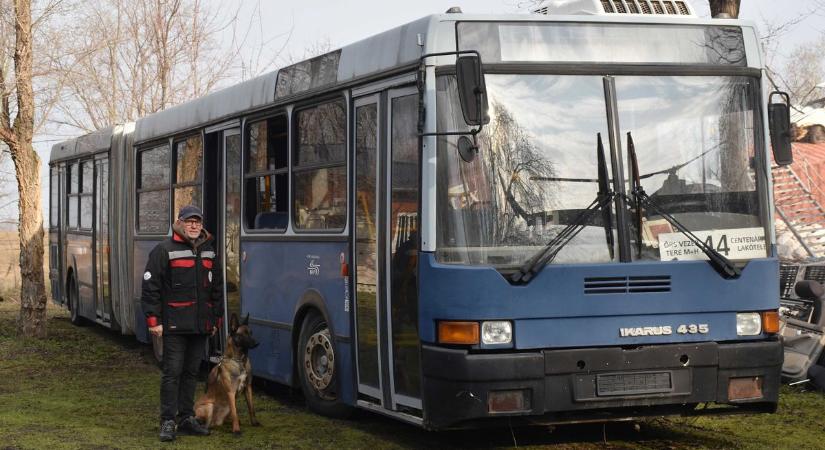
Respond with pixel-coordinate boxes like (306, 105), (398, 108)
(761, 310), (780, 334)
(438, 321), (480, 345)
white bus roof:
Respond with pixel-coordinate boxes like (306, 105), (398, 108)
(133, 15), (436, 144)
(49, 126), (114, 163)
(50, 11), (759, 154)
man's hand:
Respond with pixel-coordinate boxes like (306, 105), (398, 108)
(211, 326), (218, 336)
(149, 325), (163, 337)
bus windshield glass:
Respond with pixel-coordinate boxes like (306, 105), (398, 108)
(435, 74), (766, 267)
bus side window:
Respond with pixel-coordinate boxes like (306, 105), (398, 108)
(136, 144), (171, 233)
(173, 135), (203, 218)
(50, 166), (59, 228)
(79, 160), (94, 230)
(244, 115), (288, 231)
(68, 162), (79, 229)
(293, 100), (347, 231)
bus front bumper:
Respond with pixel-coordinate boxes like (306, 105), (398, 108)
(420, 340), (782, 429)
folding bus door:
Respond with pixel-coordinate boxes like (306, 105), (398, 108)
(353, 85), (422, 414)
(203, 125), (241, 357)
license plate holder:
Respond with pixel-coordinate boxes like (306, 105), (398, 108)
(596, 371), (673, 396)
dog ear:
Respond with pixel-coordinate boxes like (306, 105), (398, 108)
(230, 313), (240, 333)
(243, 313), (250, 326)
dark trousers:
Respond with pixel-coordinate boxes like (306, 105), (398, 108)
(161, 334), (207, 421)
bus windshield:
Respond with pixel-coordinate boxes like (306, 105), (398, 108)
(435, 74), (766, 268)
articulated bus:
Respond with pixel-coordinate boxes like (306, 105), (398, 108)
(49, 0), (794, 429)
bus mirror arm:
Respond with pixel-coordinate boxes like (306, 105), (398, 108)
(417, 50), (488, 155)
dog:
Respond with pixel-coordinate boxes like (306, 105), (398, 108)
(195, 313), (261, 434)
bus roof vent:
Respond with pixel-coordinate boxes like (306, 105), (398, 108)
(532, 0), (695, 16)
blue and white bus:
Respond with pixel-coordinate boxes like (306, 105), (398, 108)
(49, 0), (794, 429)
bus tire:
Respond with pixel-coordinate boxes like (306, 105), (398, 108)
(297, 310), (352, 418)
(68, 278), (86, 326)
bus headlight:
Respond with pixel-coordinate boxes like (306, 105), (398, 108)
(481, 321), (512, 345)
(736, 312), (761, 336)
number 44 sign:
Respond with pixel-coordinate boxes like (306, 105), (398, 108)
(657, 227), (766, 261)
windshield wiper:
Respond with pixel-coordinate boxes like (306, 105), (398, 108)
(627, 133), (643, 258)
(511, 134), (615, 284)
(626, 133), (741, 279)
(597, 135), (615, 260)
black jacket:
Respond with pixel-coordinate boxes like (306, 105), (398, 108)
(140, 225), (224, 335)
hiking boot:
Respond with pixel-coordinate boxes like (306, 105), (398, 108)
(177, 416), (210, 436)
(159, 419), (176, 442)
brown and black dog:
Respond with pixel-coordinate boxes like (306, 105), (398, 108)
(195, 313), (261, 434)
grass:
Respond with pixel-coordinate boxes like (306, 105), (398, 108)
(1, 298), (825, 449)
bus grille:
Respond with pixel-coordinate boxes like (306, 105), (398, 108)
(584, 275), (671, 294)
(601, 1), (693, 16)
(804, 265), (825, 284)
(779, 263), (799, 298)
(534, 0), (693, 16)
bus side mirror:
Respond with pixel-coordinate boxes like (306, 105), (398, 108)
(456, 55), (489, 127)
(769, 91), (793, 166)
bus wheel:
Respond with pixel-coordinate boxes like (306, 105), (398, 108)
(68, 279), (86, 326)
(297, 310), (351, 418)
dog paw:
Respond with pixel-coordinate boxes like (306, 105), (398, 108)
(233, 430), (242, 437)
(251, 420), (262, 427)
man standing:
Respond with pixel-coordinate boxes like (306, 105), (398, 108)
(141, 205), (224, 442)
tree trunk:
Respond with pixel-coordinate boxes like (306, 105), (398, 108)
(10, 0), (47, 338)
(709, 0), (740, 18)
(12, 142), (46, 338)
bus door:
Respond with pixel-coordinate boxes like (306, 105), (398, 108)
(204, 125), (242, 355)
(94, 157), (112, 325)
(353, 85), (422, 412)
(52, 164), (66, 305)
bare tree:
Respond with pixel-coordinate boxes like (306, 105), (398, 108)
(51, 0), (227, 131)
(478, 101), (555, 243)
(708, 0), (739, 18)
(772, 38), (825, 111)
(0, 0), (47, 337)
(52, 0), (289, 133)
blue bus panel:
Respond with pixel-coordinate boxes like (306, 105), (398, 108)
(419, 253), (779, 347)
(242, 240), (354, 404)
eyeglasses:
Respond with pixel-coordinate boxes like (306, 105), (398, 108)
(183, 219), (203, 227)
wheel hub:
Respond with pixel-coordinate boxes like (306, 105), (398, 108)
(304, 328), (335, 398)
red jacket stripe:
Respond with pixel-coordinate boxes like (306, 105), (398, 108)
(202, 259), (213, 269)
(170, 259), (195, 268)
(168, 301), (195, 307)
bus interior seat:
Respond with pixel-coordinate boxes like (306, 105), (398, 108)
(306, 214), (326, 229)
(781, 280), (825, 382)
(254, 211), (287, 230)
